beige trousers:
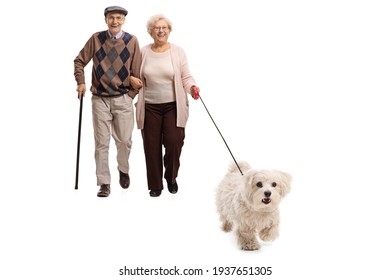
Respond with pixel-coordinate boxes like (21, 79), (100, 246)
(92, 94), (134, 186)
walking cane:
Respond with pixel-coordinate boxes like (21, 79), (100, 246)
(75, 94), (83, 189)
(192, 87), (243, 176)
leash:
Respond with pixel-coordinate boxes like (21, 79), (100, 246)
(192, 87), (243, 176)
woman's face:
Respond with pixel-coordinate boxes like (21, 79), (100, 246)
(151, 19), (170, 44)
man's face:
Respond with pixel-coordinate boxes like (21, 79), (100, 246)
(105, 12), (125, 36)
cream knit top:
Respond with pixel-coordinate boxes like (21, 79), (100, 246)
(142, 50), (175, 104)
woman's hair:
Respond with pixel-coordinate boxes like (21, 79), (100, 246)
(146, 14), (173, 35)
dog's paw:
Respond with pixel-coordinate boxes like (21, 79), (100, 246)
(237, 231), (260, 250)
(259, 227), (279, 242)
(222, 221), (233, 232)
(240, 239), (260, 251)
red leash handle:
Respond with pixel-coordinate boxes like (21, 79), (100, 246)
(191, 85), (200, 100)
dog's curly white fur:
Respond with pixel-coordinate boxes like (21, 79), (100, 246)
(216, 161), (292, 250)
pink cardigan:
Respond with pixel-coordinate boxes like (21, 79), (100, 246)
(135, 43), (196, 129)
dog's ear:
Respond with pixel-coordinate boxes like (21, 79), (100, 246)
(243, 169), (256, 187)
(278, 171), (292, 197)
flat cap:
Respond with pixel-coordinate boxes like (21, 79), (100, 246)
(104, 6), (128, 17)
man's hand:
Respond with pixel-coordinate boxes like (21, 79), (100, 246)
(77, 84), (86, 99)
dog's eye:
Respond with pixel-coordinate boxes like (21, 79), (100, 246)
(256, 182), (263, 188)
(272, 182), (277, 187)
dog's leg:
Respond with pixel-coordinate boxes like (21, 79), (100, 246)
(222, 220), (233, 232)
(236, 227), (260, 250)
(219, 215), (233, 232)
(259, 223), (279, 242)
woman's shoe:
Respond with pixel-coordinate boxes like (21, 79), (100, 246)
(149, 189), (162, 197)
(167, 181), (178, 194)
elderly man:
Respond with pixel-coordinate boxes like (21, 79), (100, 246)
(74, 6), (141, 197)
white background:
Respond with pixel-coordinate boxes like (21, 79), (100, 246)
(1, 0), (389, 279)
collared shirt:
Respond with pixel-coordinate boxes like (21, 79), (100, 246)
(108, 30), (123, 39)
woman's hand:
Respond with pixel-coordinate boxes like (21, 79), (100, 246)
(190, 85), (200, 100)
(130, 76), (143, 90)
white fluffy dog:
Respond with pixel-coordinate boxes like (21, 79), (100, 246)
(216, 161), (292, 250)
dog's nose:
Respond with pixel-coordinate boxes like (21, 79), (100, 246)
(264, 191), (271, 197)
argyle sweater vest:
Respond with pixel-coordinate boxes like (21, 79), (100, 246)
(74, 31), (141, 98)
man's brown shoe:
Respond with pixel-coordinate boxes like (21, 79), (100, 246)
(97, 184), (110, 197)
(119, 170), (130, 189)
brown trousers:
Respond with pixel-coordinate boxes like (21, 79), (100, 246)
(142, 102), (185, 190)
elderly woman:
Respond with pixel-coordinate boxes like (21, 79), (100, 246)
(131, 14), (200, 197)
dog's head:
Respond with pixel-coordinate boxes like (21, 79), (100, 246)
(242, 169), (292, 212)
